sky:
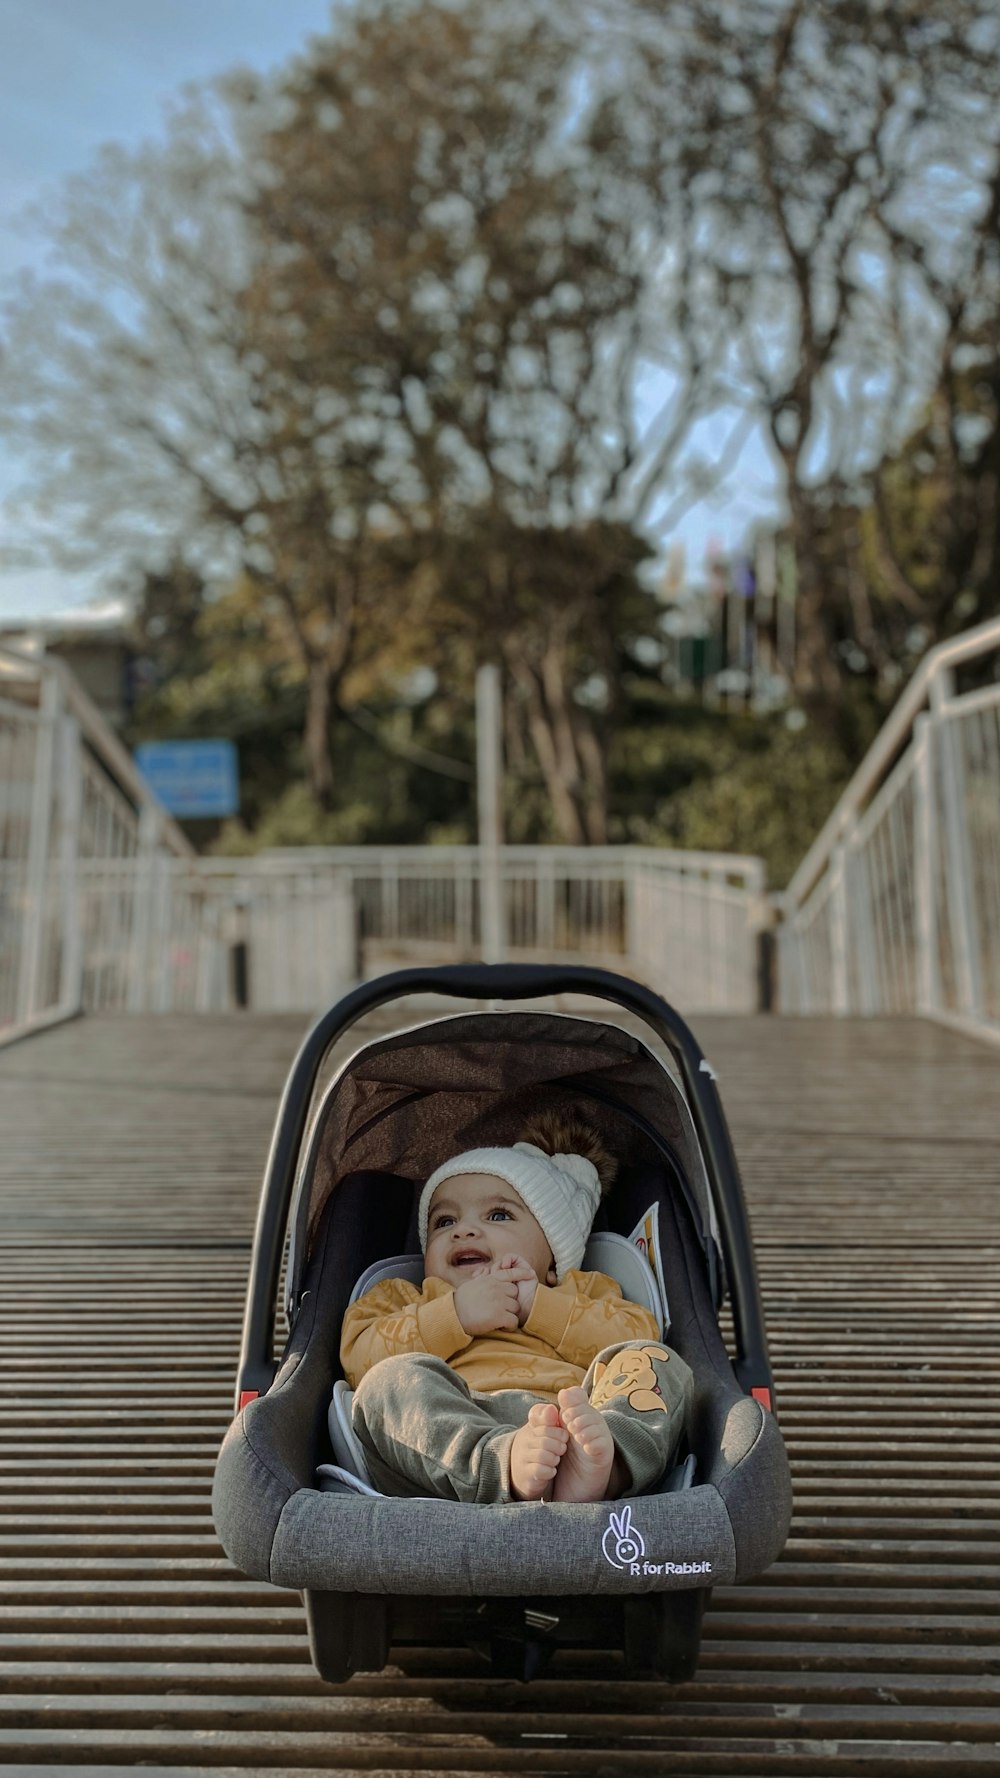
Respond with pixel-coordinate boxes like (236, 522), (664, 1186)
(0, 0), (780, 623)
(0, 0), (337, 620)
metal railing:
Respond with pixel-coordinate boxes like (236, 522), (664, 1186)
(778, 616), (1000, 1043)
(0, 645), (200, 1042)
(194, 845), (767, 1012)
(10, 618), (999, 1035)
(0, 646), (768, 1026)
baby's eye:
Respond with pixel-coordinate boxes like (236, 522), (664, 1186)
(487, 1208), (513, 1221)
(432, 1213), (455, 1230)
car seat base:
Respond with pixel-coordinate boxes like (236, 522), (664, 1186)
(304, 1589), (390, 1684)
(303, 1586), (708, 1683)
(623, 1587), (708, 1682)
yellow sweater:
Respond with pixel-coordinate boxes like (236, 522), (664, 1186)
(340, 1270), (660, 1399)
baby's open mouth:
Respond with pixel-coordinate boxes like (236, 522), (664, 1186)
(452, 1249), (489, 1267)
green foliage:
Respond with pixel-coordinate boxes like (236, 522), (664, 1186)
(212, 698), (476, 853)
(125, 558), (856, 883)
(609, 701), (853, 889)
(125, 576), (306, 834)
(203, 694), (853, 888)
(214, 784), (385, 852)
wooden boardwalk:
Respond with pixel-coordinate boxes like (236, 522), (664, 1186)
(1, 1007), (998, 1774)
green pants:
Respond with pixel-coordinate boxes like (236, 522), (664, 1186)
(349, 1341), (694, 1504)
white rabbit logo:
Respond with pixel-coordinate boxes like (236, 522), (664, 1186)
(602, 1503), (646, 1568)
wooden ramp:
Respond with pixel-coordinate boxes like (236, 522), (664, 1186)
(0, 1008), (998, 1774)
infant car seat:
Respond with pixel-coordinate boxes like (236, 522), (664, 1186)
(213, 964), (792, 1682)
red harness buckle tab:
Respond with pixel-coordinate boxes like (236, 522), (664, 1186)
(750, 1386), (772, 1412)
(238, 1390), (259, 1412)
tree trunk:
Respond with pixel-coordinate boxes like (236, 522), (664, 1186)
(574, 715), (608, 845)
(504, 633), (609, 846)
(525, 696), (588, 845)
(784, 486), (845, 723)
(303, 656), (336, 808)
(505, 647), (585, 843)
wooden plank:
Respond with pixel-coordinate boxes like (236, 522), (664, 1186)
(1, 1009), (998, 1774)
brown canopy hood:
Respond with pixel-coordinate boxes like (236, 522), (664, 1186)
(290, 1012), (719, 1282)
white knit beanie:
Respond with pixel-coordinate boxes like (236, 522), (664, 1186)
(418, 1143), (601, 1282)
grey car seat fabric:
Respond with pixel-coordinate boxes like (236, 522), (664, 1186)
(212, 1168), (792, 1596)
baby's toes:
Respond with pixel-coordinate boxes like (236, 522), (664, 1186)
(539, 1425), (568, 1458)
(557, 1387), (587, 1413)
(528, 1443), (561, 1480)
(579, 1428), (608, 1456)
(528, 1401), (563, 1428)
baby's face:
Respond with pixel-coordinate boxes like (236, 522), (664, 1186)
(424, 1172), (556, 1288)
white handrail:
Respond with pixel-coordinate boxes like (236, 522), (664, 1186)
(217, 843), (766, 876)
(779, 616), (1000, 1041)
(1, 647), (771, 1022)
(0, 644), (196, 1040)
(784, 614), (1000, 907)
(0, 644), (193, 858)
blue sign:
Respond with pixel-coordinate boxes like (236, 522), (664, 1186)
(135, 739), (239, 818)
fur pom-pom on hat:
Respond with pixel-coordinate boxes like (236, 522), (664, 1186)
(419, 1110), (615, 1282)
(518, 1110), (617, 1193)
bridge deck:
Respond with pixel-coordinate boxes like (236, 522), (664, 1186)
(1, 1008), (998, 1774)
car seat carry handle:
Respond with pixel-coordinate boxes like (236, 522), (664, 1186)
(236, 964), (775, 1409)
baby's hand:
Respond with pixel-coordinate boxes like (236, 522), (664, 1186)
(493, 1253), (538, 1324)
(454, 1272), (521, 1335)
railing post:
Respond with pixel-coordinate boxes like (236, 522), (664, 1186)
(624, 854), (641, 974)
(749, 863), (775, 1012)
(17, 671), (60, 1027)
(845, 830), (881, 1014)
(708, 867), (729, 1011)
(383, 856), (399, 944)
(227, 885), (250, 1010)
(455, 862), (473, 954)
(55, 709), (84, 1012)
(829, 836), (851, 1014)
(128, 805), (163, 1012)
(537, 851), (556, 954)
(912, 713), (940, 1015)
(476, 664), (505, 963)
(148, 850), (174, 1012)
(195, 884), (223, 1013)
(774, 894), (802, 1013)
(931, 671), (983, 1018)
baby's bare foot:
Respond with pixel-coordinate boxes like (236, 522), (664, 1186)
(510, 1402), (567, 1501)
(552, 1387), (616, 1502)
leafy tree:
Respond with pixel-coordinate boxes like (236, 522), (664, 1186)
(858, 289), (1000, 655)
(609, 694), (853, 889)
(124, 565), (307, 834)
(7, 0), (1000, 852)
(0, 86), (430, 808)
(761, 241), (1000, 734)
(584, 0), (1000, 727)
(248, 0), (715, 837)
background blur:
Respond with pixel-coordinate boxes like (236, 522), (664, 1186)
(2, 0), (999, 887)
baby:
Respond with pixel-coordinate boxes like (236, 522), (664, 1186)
(338, 1114), (693, 1505)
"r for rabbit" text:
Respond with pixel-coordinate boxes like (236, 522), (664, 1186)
(629, 1559), (712, 1576)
